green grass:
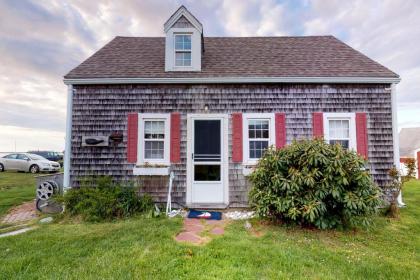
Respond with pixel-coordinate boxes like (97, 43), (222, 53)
(0, 181), (419, 279)
(0, 171), (36, 217)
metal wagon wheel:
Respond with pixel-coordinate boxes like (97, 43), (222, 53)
(36, 180), (58, 201)
(36, 199), (64, 214)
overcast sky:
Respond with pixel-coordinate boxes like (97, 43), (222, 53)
(0, 0), (419, 152)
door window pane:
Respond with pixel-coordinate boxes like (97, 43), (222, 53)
(194, 165), (221, 181)
(194, 120), (221, 162)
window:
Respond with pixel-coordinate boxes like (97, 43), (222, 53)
(243, 113), (276, 164)
(174, 34), (191, 66)
(328, 120), (350, 149)
(144, 121), (165, 159)
(4, 154), (17, 159)
(16, 154), (29, 160)
(138, 114), (170, 165)
(248, 120), (270, 159)
(323, 113), (356, 150)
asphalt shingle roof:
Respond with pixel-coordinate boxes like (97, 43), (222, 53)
(64, 35), (398, 79)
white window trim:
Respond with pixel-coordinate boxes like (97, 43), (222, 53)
(137, 113), (171, 166)
(174, 34), (192, 67)
(165, 28), (201, 72)
(242, 113), (276, 165)
(323, 113), (357, 151)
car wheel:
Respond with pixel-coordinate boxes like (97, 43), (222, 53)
(0, 163), (4, 172)
(29, 164), (40, 174)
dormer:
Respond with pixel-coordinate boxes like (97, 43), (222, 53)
(164, 6), (203, 72)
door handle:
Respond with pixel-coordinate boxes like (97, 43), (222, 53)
(192, 153), (194, 160)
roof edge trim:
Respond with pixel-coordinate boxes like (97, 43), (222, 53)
(164, 6), (203, 33)
(64, 76), (401, 85)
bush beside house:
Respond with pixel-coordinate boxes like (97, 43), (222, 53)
(63, 176), (154, 222)
(249, 139), (381, 229)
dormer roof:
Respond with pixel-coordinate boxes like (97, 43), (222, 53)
(164, 5), (203, 33)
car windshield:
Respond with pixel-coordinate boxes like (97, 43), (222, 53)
(28, 154), (47, 161)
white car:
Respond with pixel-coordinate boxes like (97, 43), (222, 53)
(0, 153), (61, 173)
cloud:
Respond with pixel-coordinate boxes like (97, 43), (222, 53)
(302, 0), (420, 114)
(0, 0), (420, 152)
(0, 125), (64, 152)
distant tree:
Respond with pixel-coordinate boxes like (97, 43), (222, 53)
(386, 165), (413, 219)
(404, 158), (416, 179)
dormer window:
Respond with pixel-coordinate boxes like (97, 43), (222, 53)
(175, 34), (192, 67)
(164, 6), (203, 72)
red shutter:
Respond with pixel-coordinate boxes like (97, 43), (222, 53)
(127, 113), (138, 163)
(356, 113), (368, 159)
(170, 113), (181, 163)
(232, 113), (243, 163)
(312, 112), (324, 138)
(275, 113), (286, 149)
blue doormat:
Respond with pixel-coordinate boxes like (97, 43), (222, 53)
(187, 209), (222, 220)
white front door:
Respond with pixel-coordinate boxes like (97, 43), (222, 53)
(187, 115), (228, 206)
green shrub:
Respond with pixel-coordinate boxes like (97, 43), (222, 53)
(63, 176), (154, 222)
(249, 139), (381, 229)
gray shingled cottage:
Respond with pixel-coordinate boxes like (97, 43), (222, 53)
(63, 6), (401, 208)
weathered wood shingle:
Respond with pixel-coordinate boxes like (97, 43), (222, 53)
(70, 84), (394, 206)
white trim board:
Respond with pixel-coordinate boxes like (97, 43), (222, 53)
(64, 76), (400, 85)
(163, 6), (203, 33)
(63, 84), (73, 189)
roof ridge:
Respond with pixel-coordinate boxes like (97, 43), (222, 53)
(114, 35), (335, 39)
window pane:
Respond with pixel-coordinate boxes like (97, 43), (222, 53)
(16, 154), (29, 160)
(144, 140), (164, 159)
(194, 120), (221, 161)
(5, 154), (17, 159)
(262, 129), (269, 138)
(329, 140), (349, 149)
(175, 35), (191, 50)
(175, 52), (192, 66)
(249, 140), (268, 159)
(248, 119), (269, 139)
(145, 121), (164, 139)
(329, 120), (349, 139)
(194, 165), (221, 181)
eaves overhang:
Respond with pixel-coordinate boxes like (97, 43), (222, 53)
(64, 76), (401, 85)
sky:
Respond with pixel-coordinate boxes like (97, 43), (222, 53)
(0, 0), (419, 152)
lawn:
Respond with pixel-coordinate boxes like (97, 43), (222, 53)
(0, 181), (419, 279)
(0, 171), (36, 217)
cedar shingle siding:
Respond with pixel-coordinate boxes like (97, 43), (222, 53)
(70, 83), (394, 207)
